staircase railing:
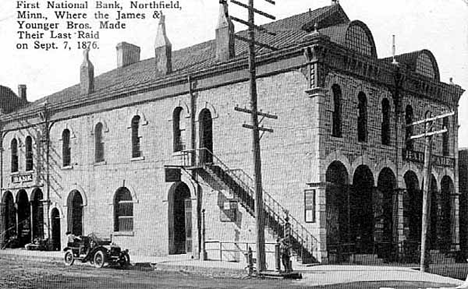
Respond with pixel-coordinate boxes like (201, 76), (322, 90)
(228, 168), (319, 260)
(180, 148), (319, 261)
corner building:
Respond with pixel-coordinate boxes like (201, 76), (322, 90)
(0, 3), (464, 264)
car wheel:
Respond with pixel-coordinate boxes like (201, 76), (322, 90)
(93, 250), (106, 268)
(64, 251), (74, 266)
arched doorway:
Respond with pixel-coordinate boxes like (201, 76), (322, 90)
(31, 189), (44, 241)
(2, 192), (16, 245)
(168, 182), (192, 254)
(376, 168), (396, 245)
(325, 161), (349, 250)
(16, 190), (31, 246)
(67, 190), (83, 236)
(51, 208), (61, 251)
(404, 171), (421, 242)
(440, 176), (454, 251)
(351, 165), (374, 253)
(199, 109), (213, 163)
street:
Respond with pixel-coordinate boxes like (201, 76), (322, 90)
(0, 256), (461, 289)
(0, 256), (306, 289)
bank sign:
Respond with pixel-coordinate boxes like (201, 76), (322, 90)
(11, 173), (34, 184)
(402, 149), (455, 167)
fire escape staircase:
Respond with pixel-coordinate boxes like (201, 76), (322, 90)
(179, 149), (319, 264)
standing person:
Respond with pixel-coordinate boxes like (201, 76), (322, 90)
(280, 237), (292, 273)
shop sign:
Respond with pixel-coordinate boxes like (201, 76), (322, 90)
(11, 173), (33, 183)
(402, 149), (454, 167)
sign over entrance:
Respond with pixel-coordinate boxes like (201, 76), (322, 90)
(11, 173), (33, 183)
(402, 149), (454, 167)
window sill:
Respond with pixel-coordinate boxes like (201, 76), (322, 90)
(62, 165), (74, 170)
(131, 156), (145, 162)
(10, 171), (19, 175)
(25, 169), (34, 173)
(113, 231), (134, 237)
(94, 161), (107, 166)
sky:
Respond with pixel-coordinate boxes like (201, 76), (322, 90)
(0, 0), (467, 146)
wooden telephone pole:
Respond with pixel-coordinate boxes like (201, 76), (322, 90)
(407, 111), (454, 272)
(229, 0), (277, 274)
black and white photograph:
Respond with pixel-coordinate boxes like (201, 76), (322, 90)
(0, 0), (467, 288)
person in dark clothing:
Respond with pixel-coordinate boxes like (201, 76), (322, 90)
(280, 237), (292, 273)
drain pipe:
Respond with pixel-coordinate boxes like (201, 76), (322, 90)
(188, 75), (203, 260)
(40, 104), (55, 244)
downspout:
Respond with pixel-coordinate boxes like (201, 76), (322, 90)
(188, 75), (203, 259)
(41, 104), (55, 243)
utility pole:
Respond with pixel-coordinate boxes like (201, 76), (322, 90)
(407, 111), (454, 272)
(229, 0), (277, 274)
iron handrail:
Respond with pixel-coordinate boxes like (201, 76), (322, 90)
(182, 148), (319, 257)
(228, 167), (318, 254)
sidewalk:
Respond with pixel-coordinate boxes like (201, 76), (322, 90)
(0, 248), (464, 287)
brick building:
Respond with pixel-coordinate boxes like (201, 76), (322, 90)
(0, 2), (464, 264)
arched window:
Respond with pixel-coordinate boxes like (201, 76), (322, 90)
(95, 123), (104, 162)
(332, 84), (342, 137)
(381, 99), (391, 145)
(114, 187), (133, 232)
(173, 107), (186, 152)
(442, 117), (449, 156)
(25, 136), (33, 171)
(131, 116), (141, 158)
(62, 129), (71, 167)
(199, 109), (213, 163)
(405, 105), (414, 151)
(357, 92), (367, 142)
(11, 138), (18, 173)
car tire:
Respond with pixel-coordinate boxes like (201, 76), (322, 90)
(93, 250), (106, 268)
(64, 251), (74, 266)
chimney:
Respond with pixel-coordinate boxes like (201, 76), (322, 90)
(18, 84), (27, 101)
(154, 13), (172, 75)
(116, 42), (141, 68)
(216, 0), (235, 62)
(80, 48), (94, 95)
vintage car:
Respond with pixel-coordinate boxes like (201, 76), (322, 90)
(63, 233), (130, 268)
